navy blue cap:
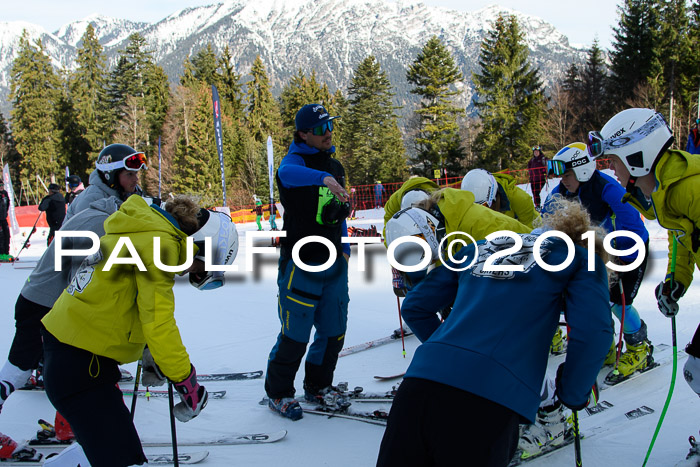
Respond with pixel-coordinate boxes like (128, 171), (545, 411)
(295, 104), (340, 131)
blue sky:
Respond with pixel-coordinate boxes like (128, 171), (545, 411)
(5, 0), (621, 49)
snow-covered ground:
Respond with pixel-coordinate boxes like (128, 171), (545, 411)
(1, 178), (699, 466)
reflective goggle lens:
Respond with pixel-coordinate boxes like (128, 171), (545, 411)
(124, 152), (148, 171)
(532, 146), (541, 151)
(547, 159), (567, 176)
(587, 131), (604, 158)
(310, 120), (333, 136)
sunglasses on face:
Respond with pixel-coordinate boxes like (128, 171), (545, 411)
(307, 120), (334, 136)
(123, 152), (148, 171)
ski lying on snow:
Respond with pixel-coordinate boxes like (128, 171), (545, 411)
(303, 408), (388, 426)
(0, 451), (208, 465)
(142, 429), (288, 447)
(197, 370), (263, 381)
(339, 329), (413, 358)
(31, 430), (287, 448)
(119, 389), (226, 399)
(373, 372), (405, 381)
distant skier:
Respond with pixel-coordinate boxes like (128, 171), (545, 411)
(374, 180), (385, 208)
(588, 109), (700, 423)
(0, 178), (11, 262)
(64, 175), (84, 205)
(269, 201), (278, 230)
(527, 145), (548, 209)
(38, 183), (66, 246)
(377, 198), (611, 466)
(252, 196), (263, 231)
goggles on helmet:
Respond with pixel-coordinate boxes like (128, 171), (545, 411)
(587, 113), (668, 159)
(96, 152), (148, 172)
(532, 146), (541, 151)
(547, 156), (592, 177)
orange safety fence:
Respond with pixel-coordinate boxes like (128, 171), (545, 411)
(12, 205), (48, 228)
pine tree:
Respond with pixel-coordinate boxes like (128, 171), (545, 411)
(9, 31), (63, 182)
(191, 44), (220, 86)
(406, 36), (465, 178)
(246, 55), (283, 195)
(171, 83), (219, 204)
(472, 15), (546, 171)
(343, 56), (407, 185)
(0, 112), (19, 168)
(218, 46), (244, 119)
(68, 24), (110, 173)
(608, 0), (662, 107)
(279, 69), (329, 129)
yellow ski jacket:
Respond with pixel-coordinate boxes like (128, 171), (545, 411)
(42, 195), (195, 382)
(622, 149), (700, 288)
(493, 172), (539, 230)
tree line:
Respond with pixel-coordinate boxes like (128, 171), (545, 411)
(1, 0), (698, 207)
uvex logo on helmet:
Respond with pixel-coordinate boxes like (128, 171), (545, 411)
(609, 128), (626, 139)
(98, 155), (112, 164)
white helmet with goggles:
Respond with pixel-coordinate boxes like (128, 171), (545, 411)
(189, 209), (239, 290)
(549, 142), (595, 182)
(587, 108), (673, 180)
(385, 207), (442, 271)
(461, 169), (498, 207)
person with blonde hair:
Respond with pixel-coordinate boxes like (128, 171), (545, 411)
(377, 198), (612, 466)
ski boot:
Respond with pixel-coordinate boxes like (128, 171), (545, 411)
(518, 401), (574, 460)
(550, 328), (566, 355)
(303, 383), (351, 410)
(603, 338), (618, 366)
(0, 254), (15, 263)
(0, 433), (42, 462)
(267, 397), (303, 421)
(605, 322), (654, 385)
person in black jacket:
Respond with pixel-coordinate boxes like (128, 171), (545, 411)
(0, 178), (10, 258)
(64, 175), (84, 205)
(264, 104), (351, 421)
(38, 184), (66, 246)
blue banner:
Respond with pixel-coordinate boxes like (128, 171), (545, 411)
(212, 85), (227, 206)
(158, 136), (162, 198)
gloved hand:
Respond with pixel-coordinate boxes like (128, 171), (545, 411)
(555, 363), (600, 411)
(141, 347), (166, 387)
(173, 365), (208, 422)
(654, 278), (685, 317)
(391, 268), (406, 298)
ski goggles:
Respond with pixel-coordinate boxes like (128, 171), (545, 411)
(587, 112), (668, 159)
(532, 146), (541, 151)
(95, 152), (148, 172)
(307, 120), (334, 136)
(547, 156), (593, 176)
(123, 152), (148, 171)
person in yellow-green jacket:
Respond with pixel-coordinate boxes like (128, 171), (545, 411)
(40, 194), (239, 467)
(461, 169), (539, 230)
(386, 187), (530, 296)
(588, 108), (700, 408)
(382, 177), (440, 241)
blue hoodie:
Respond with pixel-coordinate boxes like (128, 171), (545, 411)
(401, 233), (611, 423)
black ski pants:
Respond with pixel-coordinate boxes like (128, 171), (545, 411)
(377, 377), (520, 467)
(0, 219), (9, 255)
(8, 294), (50, 371)
(41, 330), (147, 467)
